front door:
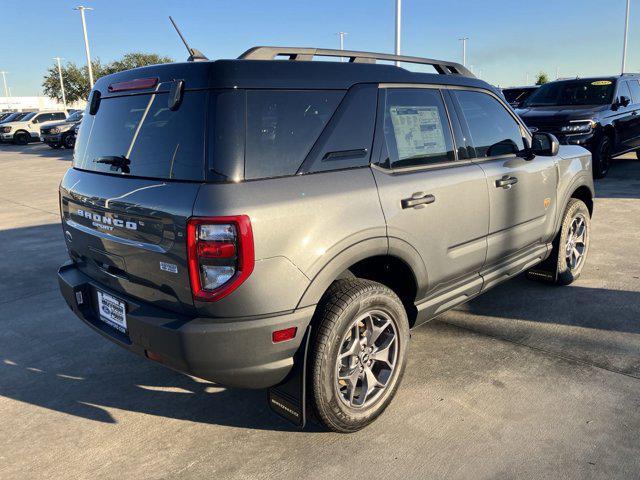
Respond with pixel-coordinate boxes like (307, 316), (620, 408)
(372, 87), (489, 301)
(449, 89), (558, 265)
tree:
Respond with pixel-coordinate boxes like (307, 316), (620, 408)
(42, 52), (173, 103)
(535, 72), (550, 85)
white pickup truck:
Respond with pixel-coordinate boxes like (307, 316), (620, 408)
(0, 110), (67, 144)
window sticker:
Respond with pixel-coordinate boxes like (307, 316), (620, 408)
(591, 80), (612, 86)
(389, 106), (446, 160)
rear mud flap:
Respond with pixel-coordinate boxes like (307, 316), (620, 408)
(267, 325), (312, 428)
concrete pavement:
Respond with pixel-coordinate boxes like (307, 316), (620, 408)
(0, 143), (638, 479)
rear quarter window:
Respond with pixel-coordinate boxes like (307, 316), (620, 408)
(245, 90), (344, 179)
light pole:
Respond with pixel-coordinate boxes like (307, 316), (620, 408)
(0, 71), (8, 97)
(53, 57), (67, 110)
(459, 37), (469, 67)
(622, 0), (631, 74)
(74, 6), (94, 88)
(336, 32), (348, 62)
(395, 0), (401, 65)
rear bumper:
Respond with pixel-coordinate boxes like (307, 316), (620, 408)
(58, 261), (314, 389)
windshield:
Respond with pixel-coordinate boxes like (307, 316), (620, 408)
(20, 112), (37, 121)
(1, 113), (20, 123)
(503, 88), (536, 104)
(67, 111), (83, 122)
(524, 79), (615, 107)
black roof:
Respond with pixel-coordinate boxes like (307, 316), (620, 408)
(94, 58), (496, 97)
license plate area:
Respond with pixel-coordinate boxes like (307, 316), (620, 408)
(97, 290), (127, 333)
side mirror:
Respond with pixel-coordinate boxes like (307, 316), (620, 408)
(531, 132), (559, 157)
(620, 95), (631, 108)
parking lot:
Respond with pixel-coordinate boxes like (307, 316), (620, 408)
(0, 143), (639, 479)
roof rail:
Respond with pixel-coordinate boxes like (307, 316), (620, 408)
(238, 46), (475, 77)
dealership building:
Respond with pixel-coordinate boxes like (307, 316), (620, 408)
(0, 96), (86, 112)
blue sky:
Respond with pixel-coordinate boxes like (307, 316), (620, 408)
(1, 0), (638, 95)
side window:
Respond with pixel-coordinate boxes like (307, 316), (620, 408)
(245, 90), (344, 180)
(382, 88), (455, 168)
(628, 80), (640, 104)
(618, 81), (633, 103)
(53, 113), (66, 120)
(453, 90), (524, 158)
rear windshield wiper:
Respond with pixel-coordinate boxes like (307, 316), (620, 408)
(95, 155), (131, 173)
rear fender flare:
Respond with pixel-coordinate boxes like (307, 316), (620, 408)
(296, 236), (429, 308)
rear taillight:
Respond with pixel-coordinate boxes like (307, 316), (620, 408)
(186, 216), (254, 302)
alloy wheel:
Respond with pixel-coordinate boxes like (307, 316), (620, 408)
(335, 310), (398, 409)
(565, 214), (587, 270)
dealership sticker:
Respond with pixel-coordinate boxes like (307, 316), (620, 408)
(591, 80), (612, 86)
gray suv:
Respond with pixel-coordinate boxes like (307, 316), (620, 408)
(58, 47), (594, 432)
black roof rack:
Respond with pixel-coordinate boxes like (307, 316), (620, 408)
(239, 46), (475, 78)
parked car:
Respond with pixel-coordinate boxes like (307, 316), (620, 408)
(0, 110), (67, 144)
(502, 85), (538, 108)
(40, 111), (84, 149)
(517, 75), (640, 178)
(0, 112), (16, 122)
(58, 47), (594, 432)
(0, 111), (28, 125)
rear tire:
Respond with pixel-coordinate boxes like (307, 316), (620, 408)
(553, 199), (591, 285)
(592, 135), (611, 179)
(310, 279), (410, 433)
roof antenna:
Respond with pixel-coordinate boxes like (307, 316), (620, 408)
(169, 16), (208, 62)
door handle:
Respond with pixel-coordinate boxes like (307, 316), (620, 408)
(401, 192), (435, 209)
(495, 175), (518, 189)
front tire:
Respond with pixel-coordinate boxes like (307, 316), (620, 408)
(14, 132), (29, 145)
(310, 279), (410, 433)
(554, 199), (591, 285)
(63, 135), (75, 149)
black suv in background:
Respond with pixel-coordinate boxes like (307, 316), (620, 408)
(502, 85), (538, 108)
(41, 110), (84, 149)
(517, 75), (640, 178)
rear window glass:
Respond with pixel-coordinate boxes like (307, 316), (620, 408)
(74, 91), (206, 181)
(245, 90), (344, 179)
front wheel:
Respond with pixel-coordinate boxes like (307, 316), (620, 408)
(554, 199), (591, 285)
(310, 279), (410, 433)
(63, 135), (75, 149)
(14, 132), (29, 145)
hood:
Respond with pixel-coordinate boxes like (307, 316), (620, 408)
(516, 105), (608, 125)
(0, 121), (26, 128)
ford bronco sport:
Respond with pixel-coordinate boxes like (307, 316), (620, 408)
(517, 75), (640, 178)
(58, 47), (594, 432)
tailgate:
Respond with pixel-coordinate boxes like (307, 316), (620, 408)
(60, 168), (200, 313)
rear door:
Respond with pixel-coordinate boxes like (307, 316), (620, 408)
(624, 79), (640, 149)
(449, 88), (557, 266)
(60, 85), (209, 313)
(372, 86), (489, 304)
(612, 80), (636, 151)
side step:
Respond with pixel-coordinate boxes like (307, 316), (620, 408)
(267, 325), (312, 428)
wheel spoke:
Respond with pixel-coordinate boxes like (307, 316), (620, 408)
(370, 318), (391, 346)
(362, 367), (383, 402)
(338, 325), (361, 360)
(371, 337), (396, 367)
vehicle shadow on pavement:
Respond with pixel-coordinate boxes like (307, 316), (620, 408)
(595, 157), (640, 199)
(0, 354), (312, 431)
